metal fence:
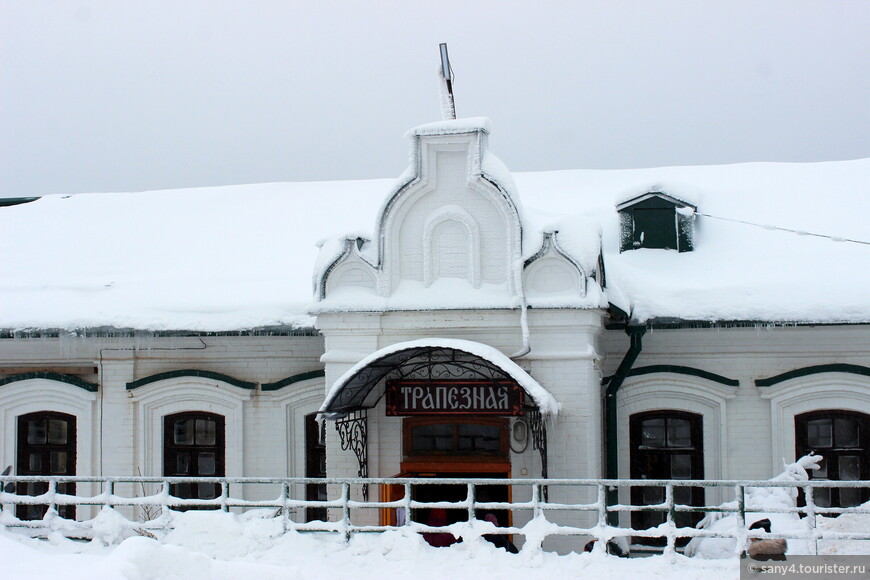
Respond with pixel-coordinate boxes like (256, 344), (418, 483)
(1, 475), (869, 556)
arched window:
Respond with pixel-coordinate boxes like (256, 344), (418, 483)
(163, 412), (225, 505)
(796, 410), (869, 508)
(630, 411), (704, 543)
(16, 411), (76, 520)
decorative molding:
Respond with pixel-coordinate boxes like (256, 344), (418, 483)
(617, 375), (734, 505)
(623, 365), (739, 387)
(130, 375), (252, 484)
(126, 369), (255, 391)
(262, 369), (326, 392)
(523, 231), (588, 288)
(756, 364), (870, 387)
(758, 373), (870, 477)
(0, 372), (98, 392)
(0, 378), (97, 481)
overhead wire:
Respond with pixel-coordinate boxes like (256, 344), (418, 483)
(696, 212), (870, 246)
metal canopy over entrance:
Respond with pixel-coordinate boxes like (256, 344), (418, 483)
(323, 346), (525, 416)
(319, 340), (555, 493)
(320, 339), (558, 418)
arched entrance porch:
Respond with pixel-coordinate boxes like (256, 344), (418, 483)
(318, 339), (558, 519)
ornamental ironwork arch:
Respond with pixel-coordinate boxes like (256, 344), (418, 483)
(322, 346), (549, 486)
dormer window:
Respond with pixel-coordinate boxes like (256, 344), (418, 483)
(617, 192), (696, 253)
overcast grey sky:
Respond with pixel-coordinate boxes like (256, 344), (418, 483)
(2, 0), (868, 197)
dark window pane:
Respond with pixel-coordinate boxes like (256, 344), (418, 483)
(807, 419), (833, 448)
(641, 418), (666, 448)
(198, 482), (219, 499)
(840, 486), (862, 507)
(813, 487), (832, 508)
(838, 454), (862, 507)
(814, 457), (828, 479)
(50, 451), (67, 473)
(174, 419), (195, 445)
(29, 453), (42, 472)
(668, 419), (692, 448)
(641, 485), (664, 505)
(412, 424), (453, 452)
(839, 456), (860, 481)
(25, 481), (46, 496)
(674, 485), (693, 507)
(28, 420), (47, 445)
(25, 505), (44, 520)
(175, 452), (191, 474)
(198, 453), (216, 476)
(195, 419), (217, 446)
(47, 419), (68, 445)
(458, 424), (500, 452)
(173, 482), (191, 499)
(671, 454), (692, 479)
(835, 418), (860, 448)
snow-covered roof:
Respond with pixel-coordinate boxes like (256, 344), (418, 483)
(1, 152), (868, 332)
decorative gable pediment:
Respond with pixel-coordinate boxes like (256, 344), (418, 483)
(315, 118), (525, 309)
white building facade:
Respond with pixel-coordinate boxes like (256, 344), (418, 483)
(1, 118), (868, 551)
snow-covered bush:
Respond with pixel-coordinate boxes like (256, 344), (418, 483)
(685, 455), (822, 558)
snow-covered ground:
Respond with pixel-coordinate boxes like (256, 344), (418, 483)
(5, 456), (868, 579)
(1, 511), (738, 580)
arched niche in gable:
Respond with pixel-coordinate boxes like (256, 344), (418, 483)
(422, 205), (481, 288)
(524, 256), (582, 298)
(522, 232), (589, 301)
(326, 260), (378, 296)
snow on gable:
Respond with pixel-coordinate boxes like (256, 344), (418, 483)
(314, 117), (528, 313)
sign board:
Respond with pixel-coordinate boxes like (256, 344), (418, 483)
(386, 380), (524, 416)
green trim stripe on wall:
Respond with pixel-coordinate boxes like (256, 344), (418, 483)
(262, 369), (325, 392)
(0, 372), (98, 392)
(126, 369), (256, 390)
(756, 364), (870, 387)
(603, 365), (739, 387)
(627, 365), (739, 387)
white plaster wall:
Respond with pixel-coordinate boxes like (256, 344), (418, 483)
(600, 324), (870, 484)
(0, 334), (326, 510)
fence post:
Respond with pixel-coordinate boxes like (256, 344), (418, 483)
(664, 483), (676, 556)
(106, 479), (115, 511)
(281, 481), (291, 532)
(532, 483), (543, 520)
(597, 483), (607, 529)
(47, 478), (59, 525)
(161, 480), (170, 520)
(341, 482), (351, 542)
(467, 483), (476, 524)
(403, 482), (412, 526)
(220, 480), (229, 512)
(804, 482), (818, 556)
(736, 484), (746, 557)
